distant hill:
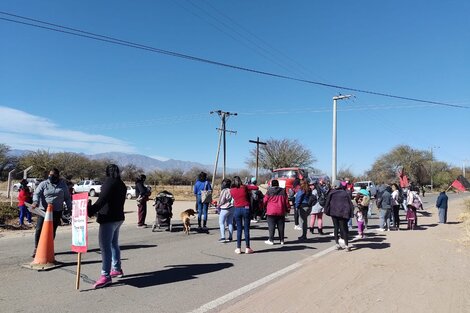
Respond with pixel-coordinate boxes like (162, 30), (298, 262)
(8, 149), (236, 173)
(88, 152), (212, 172)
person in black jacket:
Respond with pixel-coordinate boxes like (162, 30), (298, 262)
(88, 164), (127, 289)
(135, 174), (150, 228)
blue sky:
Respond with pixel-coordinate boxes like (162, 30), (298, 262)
(1, 1), (469, 176)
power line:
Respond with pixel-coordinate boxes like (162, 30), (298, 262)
(0, 11), (468, 109)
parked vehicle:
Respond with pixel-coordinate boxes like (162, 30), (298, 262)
(126, 185), (136, 199)
(268, 167), (308, 191)
(12, 178), (42, 192)
(352, 181), (377, 198)
(73, 180), (102, 197)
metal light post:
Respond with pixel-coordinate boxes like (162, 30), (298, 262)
(430, 146), (439, 193)
(331, 94), (352, 182)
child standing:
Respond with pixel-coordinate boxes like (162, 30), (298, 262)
(355, 209), (365, 239)
(17, 179), (33, 226)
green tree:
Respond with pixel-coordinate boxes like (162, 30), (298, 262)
(0, 144), (18, 180)
(246, 138), (315, 171)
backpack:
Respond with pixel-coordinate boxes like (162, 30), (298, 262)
(397, 191), (404, 204)
(307, 191), (318, 207)
(316, 185), (327, 207)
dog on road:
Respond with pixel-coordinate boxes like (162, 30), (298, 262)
(180, 209), (196, 235)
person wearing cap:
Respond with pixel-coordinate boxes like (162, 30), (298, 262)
(17, 179), (33, 226)
(324, 179), (355, 251)
(135, 174), (151, 228)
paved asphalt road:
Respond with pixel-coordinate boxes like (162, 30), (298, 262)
(0, 191), (460, 313)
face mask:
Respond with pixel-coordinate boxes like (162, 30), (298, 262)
(49, 175), (59, 184)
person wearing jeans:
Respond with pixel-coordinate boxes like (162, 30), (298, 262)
(295, 178), (312, 240)
(378, 185), (393, 231)
(194, 172), (212, 230)
(263, 179), (289, 244)
(230, 176), (258, 254)
(88, 164), (127, 289)
(217, 179), (234, 242)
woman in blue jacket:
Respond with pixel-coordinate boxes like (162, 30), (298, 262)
(295, 178), (312, 241)
(194, 172), (212, 230)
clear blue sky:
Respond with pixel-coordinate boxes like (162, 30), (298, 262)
(1, 0), (469, 176)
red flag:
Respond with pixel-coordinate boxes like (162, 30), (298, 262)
(399, 175), (409, 188)
(451, 179), (466, 192)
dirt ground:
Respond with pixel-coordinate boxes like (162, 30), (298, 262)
(219, 197), (470, 313)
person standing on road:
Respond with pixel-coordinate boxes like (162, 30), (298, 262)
(263, 179), (289, 245)
(436, 189), (449, 224)
(135, 174), (150, 228)
(309, 181), (325, 235)
(217, 178), (234, 242)
(290, 178), (301, 230)
(391, 183), (401, 230)
(88, 164), (127, 289)
(230, 176), (258, 254)
(295, 178), (312, 241)
(31, 168), (72, 257)
(324, 180), (354, 251)
(378, 185), (392, 231)
(17, 179), (33, 226)
(354, 184), (370, 229)
(194, 172), (212, 230)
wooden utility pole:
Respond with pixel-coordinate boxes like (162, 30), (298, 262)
(249, 137), (267, 183)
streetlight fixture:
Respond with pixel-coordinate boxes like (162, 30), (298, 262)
(332, 94), (352, 182)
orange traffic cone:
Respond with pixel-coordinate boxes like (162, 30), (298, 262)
(23, 204), (59, 270)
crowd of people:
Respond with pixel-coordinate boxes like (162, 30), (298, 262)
(15, 166), (451, 289)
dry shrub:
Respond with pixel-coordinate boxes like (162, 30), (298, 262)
(459, 199), (470, 246)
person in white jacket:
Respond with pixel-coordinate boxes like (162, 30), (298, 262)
(217, 179), (234, 243)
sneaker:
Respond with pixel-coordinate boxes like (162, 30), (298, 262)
(335, 244), (343, 250)
(378, 228), (385, 232)
(251, 219), (258, 224)
(137, 224), (146, 229)
(234, 248), (242, 254)
(93, 275), (112, 289)
(264, 240), (274, 245)
(344, 246), (352, 252)
(280, 241), (285, 245)
(227, 237), (233, 242)
(110, 269), (124, 278)
(294, 225), (301, 230)
(354, 234), (363, 239)
(245, 248), (254, 254)
(218, 238), (227, 243)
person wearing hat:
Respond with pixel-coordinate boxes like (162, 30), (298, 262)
(17, 179), (33, 226)
(324, 179), (355, 251)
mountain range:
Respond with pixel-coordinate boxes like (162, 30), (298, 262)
(10, 149), (235, 173)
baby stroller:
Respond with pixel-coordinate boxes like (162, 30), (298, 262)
(152, 190), (174, 232)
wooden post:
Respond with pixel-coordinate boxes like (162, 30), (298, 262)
(76, 253), (81, 290)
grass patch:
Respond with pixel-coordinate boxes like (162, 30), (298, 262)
(0, 201), (19, 225)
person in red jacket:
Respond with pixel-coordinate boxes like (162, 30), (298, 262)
(263, 180), (289, 245)
(230, 176), (258, 254)
(17, 179), (33, 226)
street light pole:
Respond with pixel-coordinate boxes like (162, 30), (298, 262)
(331, 94), (352, 182)
(430, 146), (439, 193)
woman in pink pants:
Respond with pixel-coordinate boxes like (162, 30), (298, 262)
(309, 182), (325, 235)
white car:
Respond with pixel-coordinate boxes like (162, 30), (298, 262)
(12, 178), (42, 192)
(353, 181), (377, 198)
(126, 186), (136, 199)
(73, 180), (102, 197)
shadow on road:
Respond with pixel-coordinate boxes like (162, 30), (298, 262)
(254, 244), (316, 254)
(118, 262), (234, 288)
(54, 244), (158, 256)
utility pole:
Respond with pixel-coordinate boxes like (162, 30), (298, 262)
(210, 110), (237, 181)
(249, 137), (267, 183)
(331, 94), (352, 182)
(463, 159), (468, 179)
